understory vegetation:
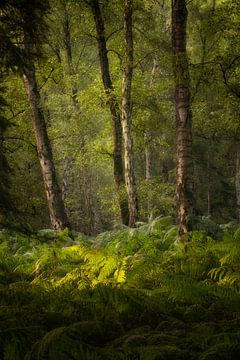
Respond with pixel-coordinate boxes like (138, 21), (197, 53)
(1, 217), (240, 359)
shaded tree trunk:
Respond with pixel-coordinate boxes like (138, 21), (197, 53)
(61, 0), (78, 106)
(89, 0), (129, 225)
(61, 156), (72, 202)
(236, 149), (240, 223)
(0, 84), (12, 222)
(145, 59), (157, 218)
(145, 137), (153, 218)
(82, 166), (101, 235)
(22, 36), (69, 231)
(121, 0), (139, 227)
(172, 0), (195, 235)
(60, 0), (78, 219)
(207, 150), (211, 217)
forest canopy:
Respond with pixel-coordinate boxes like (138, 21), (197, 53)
(0, 0), (240, 234)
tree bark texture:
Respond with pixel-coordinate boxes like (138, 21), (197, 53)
(22, 37), (69, 231)
(121, 0), (139, 227)
(90, 0), (129, 225)
(172, 0), (195, 235)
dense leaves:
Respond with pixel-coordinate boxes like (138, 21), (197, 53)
(3, 0), (239, 230)
(1, 220), (240, 359)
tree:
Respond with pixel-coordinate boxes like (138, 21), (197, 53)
(89, 0), (129, 225)
(121, 0), (139, 227)
(187, 0), (240, 222)
(172, 0), (195, 235)
(0, 79), (12, 224)
(1, 0), (70, 230)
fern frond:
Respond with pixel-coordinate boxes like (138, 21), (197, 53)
(208, 266), (232, 281)
(27, 322), (106, 360)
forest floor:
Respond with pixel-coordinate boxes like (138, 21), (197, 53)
(1, 216), (240, 359)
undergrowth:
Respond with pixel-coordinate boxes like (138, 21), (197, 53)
(1, 217), (240, 359)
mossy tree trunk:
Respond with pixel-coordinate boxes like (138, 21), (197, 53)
(121, 0), (139, 227)
(22, 35), (69, 231)
(172, 0), (195, 235)
(90, 0), (129, 225)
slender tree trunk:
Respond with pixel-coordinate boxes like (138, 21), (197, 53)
(207, 190), (211, 217)
(145, 141), (152, 182)
(89, 0), (129, 225)
(0, 87), (12, 221)
(145, 59), (157, 218)
(145, 137), (153, 217)
(60, 1), (79, 220)
(61, 156), (71, 202)
(207, 150), (211, 217)
(83, 167), (101, 235)
(61, 0), (78, 106)
(121, 0), (139, 227)
(172, 0), (195, 235)
(235, 149), (240, 223)
(22, 39), (69, 231)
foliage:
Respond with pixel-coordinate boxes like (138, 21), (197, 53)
(1, 0), (238, 231)
(1, 0), (240, 357)
(1, 219), (240, 359)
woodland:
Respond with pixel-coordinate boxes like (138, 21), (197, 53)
(1, 0), (240, 359)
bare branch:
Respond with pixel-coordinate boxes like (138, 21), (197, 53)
(75, 39), (88, 71)
(133, 51), (155, 69)
(6, 109), (26, 121)
(84, 32), (98, 40)
(106, 27), (123, 42)
(4, 136), (37, 150)
(97, 148), (113, 158)
(107, 48), (123, 62)
(39, 67), (56, 90)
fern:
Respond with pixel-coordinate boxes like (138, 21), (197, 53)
(1, 225), (240, 359)
(0, 326), (45, 360)
(26, 321), (108, 360)
(157, 273), (210, 304)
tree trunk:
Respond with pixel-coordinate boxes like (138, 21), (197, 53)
(22, 39), (69, 230)
(172, 0), (195, 235)
(145, 59), (157, 218)
(235, 149), (240, 223)
(90, 0), (129, 225)
(61, 156), (72, 202)
(83, 166), (101, 235)
(61, 0), (78, 106)
(145, 137), (153, 218)
(207, 151), (211, 217)
(121, 0), (139, 227)
(145, 141), (152, 182)
(207, 190), (211, 217)
(0, 86), (12, 221)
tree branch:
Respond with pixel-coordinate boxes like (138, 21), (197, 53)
(4, 136), (37, 150)
(39, 67), (57, 89)
(106, 27), (123, 42)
